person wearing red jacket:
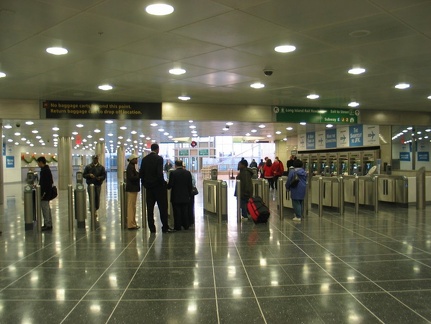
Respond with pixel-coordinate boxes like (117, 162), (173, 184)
(263, 158), (275, 189)
(272, 157), (284, 190)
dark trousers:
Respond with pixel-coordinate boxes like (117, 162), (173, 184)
(274, 175), (280, 189)
(87, 185), (102, 211)
(146, 185), (169, 231)
(173, 203), (189, 230)
(188, 195), (195, 225)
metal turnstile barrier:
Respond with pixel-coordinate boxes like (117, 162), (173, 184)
(35, 185), (42, 231)
(203, 179), (227, 222)
(75, 183), (87, 228)
(68, 184), (74, 232)
(417, 167), (426, 210)
(120, 182), (127, 229)
(23, 184), (35, 230)
(252, 178), (270, 206)
(377, 175), (408, 205)
(310, 176), (344, 216)
(236, 180), (241, 223)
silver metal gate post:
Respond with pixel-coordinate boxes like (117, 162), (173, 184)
(119, 182), (125, 228)
(23, 185), (35, 230)
(35, 185), (42, 231)
(236, 180), (241, 223)
(89, 184), (96, 231)
(217, 180), (223, 223)
(339, 177), (344, 215)
(354, 176), (359, 214)
(141, 188), (147, 229)
(318, 177), (323, 217)
(417, 167), (426, 210)
(68, 184), (74, 232)
(373, 176), (379, 214)
(278, 177), (284, 220)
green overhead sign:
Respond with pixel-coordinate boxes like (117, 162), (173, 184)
(274, 106), (359, 124)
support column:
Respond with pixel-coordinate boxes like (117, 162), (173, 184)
(117, 146), (125, 181)
(0, 122), (3, 204)
(58, 137), (73, 190)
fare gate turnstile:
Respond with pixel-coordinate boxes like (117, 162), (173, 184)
(203, 179), (227, 222)
(252, 178), (270, 206)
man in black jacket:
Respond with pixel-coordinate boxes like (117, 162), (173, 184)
(235, 159), (254, 219)
(139, 144), (174, 233)
(167, 160), (193, 231)
(83, 155), (106, 219)
(36, 156), (53, 231)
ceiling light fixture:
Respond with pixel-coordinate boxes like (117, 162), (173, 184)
(427, 95), (431, 100)
(250, 82), (265, 89)
(258, 124), (265, 128)
(150, 123), (158, 127)
(300, 122), (307, 125)
(145, 3), (174, 15)
(169, 68), (186, 75)
(105, 120), (113, 124)
(46, 47), (68, 55)
(348, 67), (366, 75)
(274, 45), (296, 53)
(286, 127), (293, 131)
(307, 94), (319, 100)
(395, 83), (410, 89)
(0, 72), (6, 78)
(25, 121), (34, 125)
(348, 101), (360, 107)
(4, 124), (12, 129)
(98, 84), (113, 91)
(178, 96), (191, 101)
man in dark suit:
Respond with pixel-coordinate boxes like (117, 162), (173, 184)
(139, 143), (174, 233)
(167, 160), (193, 231)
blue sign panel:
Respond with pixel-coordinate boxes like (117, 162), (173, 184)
(325, 129), (337, 148)
(6, 156), (14, 168)
(306, 132), (315, 150)
(349, 125), (363, 147)
(399, 152), (411, 161)
(418, 152), (429, 162)
(2, 143), (5, 156)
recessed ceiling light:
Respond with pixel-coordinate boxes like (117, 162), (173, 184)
(131, 130), (137, 134)
(326, 124), (334, 128)
(267, 134), (272, 138)
(407, 127), (413, 130)
(25, 121), (34, 125)
(178, 96), (191, 101)
(300, 122), (307, 125)
(251, 129), (257, 133)
(146, 137), (151, 140)
(0, 72), (6, 78)
(245, 133), (250, 136)
(14, 132), (21, 136)
(105, 120), (113, 124)
(158, 128), (164, 132)
(395, 83), (410, 89)
(72, 132), (78, 135)
(76, 124), (84, 128)
(222, 127), (229, 131)
(32, 130), (38, 134)
(46, 47), (68, 55)
(427, 95), (431, 99)
(274, 45), (296, 53)
(307, 94), (319, 100)
(120, 126), (127, 130)
(348, 101), (360, 107)
(258, 124), (265, 128)
(275, 131), (281, 134)
(145, 3), (174, 15)
(98, 84), (113, 91)
(52, 127), (59, 131)
(189, 125), (196, 129)
(169, 68), (186, 75)
(226, 122), (234, 126)
(286, 127), (293, 131)
(150, 123), (158, 127)
(4, 124), (12, 129)
(250, 82), (265, 89)
(348, 67), (366, 75)
(94, 129), (101, 133)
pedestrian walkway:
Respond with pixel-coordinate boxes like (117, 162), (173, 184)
(1, 173), (431, 323)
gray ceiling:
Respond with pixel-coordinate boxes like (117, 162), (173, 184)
(1, 0), (431, 149)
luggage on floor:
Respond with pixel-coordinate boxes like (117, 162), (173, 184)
(247, 196), (270, 223)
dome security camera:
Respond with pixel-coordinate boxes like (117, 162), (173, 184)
(263, 69), (273, 76)
(16, 123), (21, 127)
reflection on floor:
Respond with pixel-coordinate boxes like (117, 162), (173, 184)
(1, 173), (431, 323)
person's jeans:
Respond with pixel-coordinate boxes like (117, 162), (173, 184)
(292, 199), (303, 218)
(87, 185), (102, 211)
(241, 198), (249, 218)
(41, 200), (52, 227)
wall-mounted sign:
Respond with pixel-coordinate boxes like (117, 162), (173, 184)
(274, 106), (359, 124)
(199, 149), (209, 156)
(418, 152), (429, 162)
(400, 152), (411, 161)
(42, 101), (162, 120)
(179, 149), (189, 156)
(6, 156), (14, 168)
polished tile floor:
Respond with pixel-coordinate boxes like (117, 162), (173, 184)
(1, 173), (431, 323)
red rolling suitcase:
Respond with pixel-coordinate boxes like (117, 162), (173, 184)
(247, 196), (270, 223)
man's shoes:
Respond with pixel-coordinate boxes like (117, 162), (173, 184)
(41, 226), (53, 231)
(292, 217), (301, 222)
(149, 226), (156, 233)
(163, 228), (176, 233)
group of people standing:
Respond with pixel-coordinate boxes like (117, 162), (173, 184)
(237, 155), (307, 222)
(126, 143), (195, 232)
